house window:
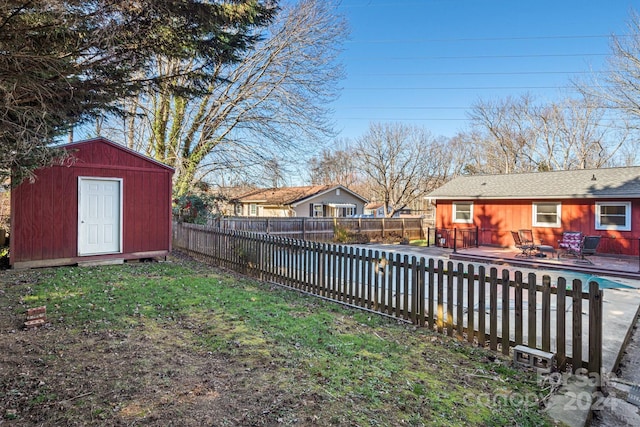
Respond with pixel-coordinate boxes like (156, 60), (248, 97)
(313, 203), (324, 217)
(344, 207), (355, 217)
(249, 204), (257, 216)
(532, 202), (561, 227)
(453, 202), (473, 224)
(596, 202), (631, 231)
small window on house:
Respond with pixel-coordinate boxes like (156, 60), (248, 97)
(453, 202), (473, 224)
(596, 202), (631, 231)
(336, 188), (341, 195)
(249, 204), (257, 216)
(344, 207), (355, 217)
(313, 203), (324, 217)
(532, 202), (561, 227)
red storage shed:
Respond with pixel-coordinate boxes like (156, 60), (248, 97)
(10, 137), (174, 268)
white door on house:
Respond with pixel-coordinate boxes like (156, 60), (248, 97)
(78, 178), (122, 256)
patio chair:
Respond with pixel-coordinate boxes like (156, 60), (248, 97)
(511, 231), (536, 257)
(558, 231), (583, 259)
(576, 235), (601, 264)
(519, 229), (556, 258)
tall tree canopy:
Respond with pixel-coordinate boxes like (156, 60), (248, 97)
(93, 0), (346, 196)
(0, 0), (276, 183)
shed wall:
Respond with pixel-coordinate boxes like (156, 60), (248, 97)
(11, 139), (173, 267)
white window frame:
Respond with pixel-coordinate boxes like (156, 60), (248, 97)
(249, 203), (257, 216)
(595, 201), (631, 231)
(532, 202), (561, 228)
(452, 202), (473, 224)
(313, 203), (324, 218)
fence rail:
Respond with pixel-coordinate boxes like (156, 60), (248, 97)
(173, 222), (602, 376)
(208, 216), (425, 242)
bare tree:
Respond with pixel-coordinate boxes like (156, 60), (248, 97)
(467, 94), (538, 174)
(354, 123), (452, 218)
(583, 9), (640, 125)
(308, 142), (359, 188)
(92, 0), (347, 196)
(467, 94), (630, 173)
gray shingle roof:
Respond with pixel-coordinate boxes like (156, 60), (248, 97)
(427, 166), (640, 200)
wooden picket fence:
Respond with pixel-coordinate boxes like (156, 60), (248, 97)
(208, 216), (425, 242)
(173, 222), (603, 375)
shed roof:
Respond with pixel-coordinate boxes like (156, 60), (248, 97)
(427, 166), (640, 200)
(60, 137), (174, 172)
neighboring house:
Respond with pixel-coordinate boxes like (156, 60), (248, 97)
(232, 185), (368, 218)
(427, 166), (640, 256)
(364, 202), (386, 218)
(363, 202), (403, 218)
(11, 137), (174, 268)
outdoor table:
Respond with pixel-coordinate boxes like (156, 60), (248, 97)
(536, 245), (557, 258)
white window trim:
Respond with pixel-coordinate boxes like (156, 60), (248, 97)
(532, 202), (562, 228)
(595, 201), (631, 231)
(249, 203), (257, 216)
(313, 203), (324, 218)
(452, 202), (473, 224)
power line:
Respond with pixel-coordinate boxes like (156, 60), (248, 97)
(346, 53), (608, 61)
(345, 34), (626, 44)
(343, 85), (583, 90)
(350, 71), (599, 77)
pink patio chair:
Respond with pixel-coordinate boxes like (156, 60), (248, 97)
(558, 231), (583, 259)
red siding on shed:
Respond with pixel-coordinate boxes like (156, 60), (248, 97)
(10, 138), (173, 267)
(436, 199), (640, 256)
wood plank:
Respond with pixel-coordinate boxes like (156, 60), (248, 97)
(456, 263), (464, 339)
(527, 273), (537, 349)
(427, 258), (435, 330)
(437, 259), (444, 333)
(514, 271), (523, 345)
(446, 261), (454, 337)
(556, 277), (567, 371)
(501, 269), (510, 355)
(489, 268), (498, 351)
(542, 276), (551, 352)
(588, 281), (603, 377)
(466, 264), (475, 344)
(477, 265), (486, 346)
(572, 279), (583, 372)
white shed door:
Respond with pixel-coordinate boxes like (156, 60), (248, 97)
(78, 178), (122, 256)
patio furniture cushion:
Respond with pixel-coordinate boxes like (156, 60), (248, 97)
(558, 231), (583, 257)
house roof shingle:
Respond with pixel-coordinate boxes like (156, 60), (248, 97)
(427, 166), (640, 200)
(235, 185), (367, 206)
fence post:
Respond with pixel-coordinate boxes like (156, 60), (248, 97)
(475, 226), (479, 247)
(453, 228), (458, 253)
(302, 217), (306, 241)
(588, 281), (603, 382)
(427, 227), (431, 247)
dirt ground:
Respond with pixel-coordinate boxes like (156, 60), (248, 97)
(0, 267), (324, 426)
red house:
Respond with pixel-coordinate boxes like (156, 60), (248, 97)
(10, 138), (174, 268)
(427, 167), (640, 256)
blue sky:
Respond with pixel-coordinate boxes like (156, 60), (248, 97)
(331, 0), (638, 140)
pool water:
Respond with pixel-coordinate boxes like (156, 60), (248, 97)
(556, 271), (636, 291)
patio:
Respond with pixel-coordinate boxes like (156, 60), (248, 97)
(449, 245), (640, 280)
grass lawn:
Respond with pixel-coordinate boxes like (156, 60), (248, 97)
(0, 253), (553, 426)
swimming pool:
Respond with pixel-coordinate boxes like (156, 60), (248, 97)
(555, 270), (636, 291)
